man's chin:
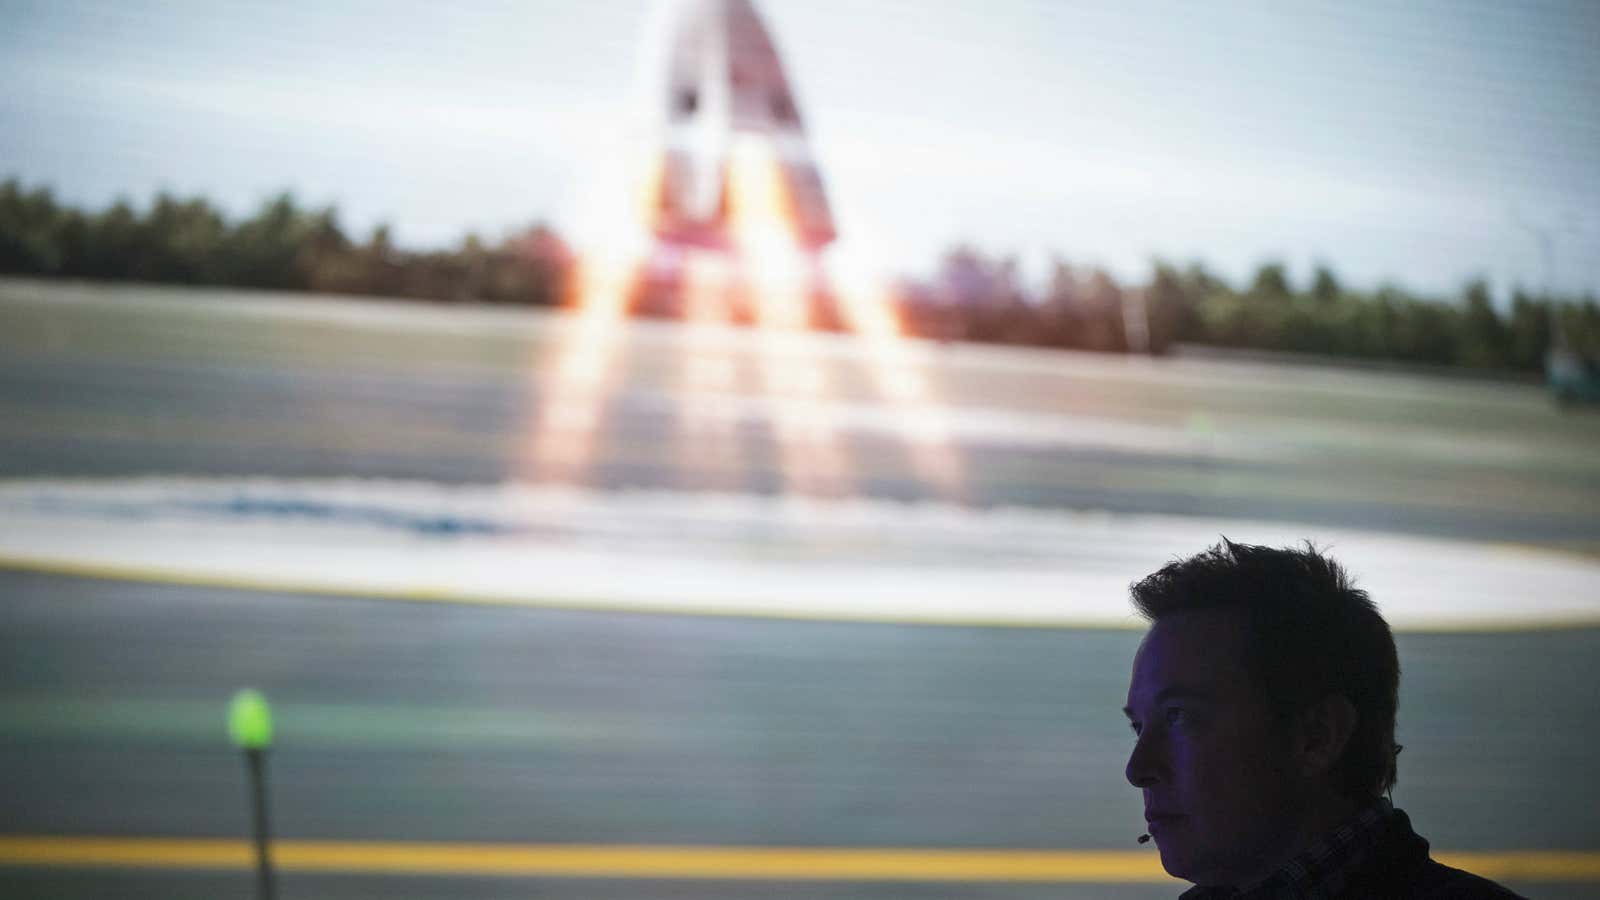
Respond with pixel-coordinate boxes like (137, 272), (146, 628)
(1159, 844), (1265, 890)
(1154, 841), (1192, 880)
(1156, 840), (1223, 886)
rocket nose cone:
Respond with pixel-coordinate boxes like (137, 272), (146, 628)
(650, 0), (837, 250)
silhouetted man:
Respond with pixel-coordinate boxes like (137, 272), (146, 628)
(1123, 540), (1524, 898)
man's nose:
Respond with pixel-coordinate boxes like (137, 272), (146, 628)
(1125, 730), (1164, 788)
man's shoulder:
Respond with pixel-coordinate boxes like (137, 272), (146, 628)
(1403, 857), (1527, 899)
(1343, 807), (1528, 899)
(1341, 850), (1527, 898)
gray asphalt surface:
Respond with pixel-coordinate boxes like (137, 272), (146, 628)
(2, 280), (1599, 897)
(2, 570), (1597, 898)
(2, 279), (1599, 547)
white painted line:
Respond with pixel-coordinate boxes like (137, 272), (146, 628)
(1, 478), (1597, 630)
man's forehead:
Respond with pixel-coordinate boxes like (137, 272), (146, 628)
(1127, 608), (1251, 701)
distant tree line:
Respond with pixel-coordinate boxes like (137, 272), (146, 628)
(0, 179), (571, 306)
(899, 248), (1599, 373)
(4, 178), (1596, 372)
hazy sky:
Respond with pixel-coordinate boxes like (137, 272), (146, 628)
(4, 0), (1598, 299)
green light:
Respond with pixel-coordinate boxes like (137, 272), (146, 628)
(228, 689), (274, 750)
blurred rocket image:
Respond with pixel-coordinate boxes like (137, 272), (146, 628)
(529, 0), (960, 498)
(651, 0), (836, 253)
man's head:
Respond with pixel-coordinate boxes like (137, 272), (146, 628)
(1121, 539), (1400, 887)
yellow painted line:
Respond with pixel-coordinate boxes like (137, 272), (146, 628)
(0, 837), (1161, 882)
(0, 838), (1596, 882)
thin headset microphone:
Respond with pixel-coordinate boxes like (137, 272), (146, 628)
(1138, 833), (1152, 844)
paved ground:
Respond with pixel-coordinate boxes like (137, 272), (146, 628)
(2, 278), (1598, 548)
(2, 571), (1598, 898)
(2, 279), (1598, 896)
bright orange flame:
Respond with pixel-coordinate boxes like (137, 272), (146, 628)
(726, 140), (806, 309)
(677, 250), (745, 489)
(521, 241), (639, 484)
(635, 151), (667, 235)
(832, 253), (964, 497)
(518, 130), (674, 486)
(530, 125), (960, 502)
(726, 136), (850, 497)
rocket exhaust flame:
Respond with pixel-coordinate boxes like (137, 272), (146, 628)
(522, 0), (963, 499)
(727, 135), (851, 497)
(832, 257), (965, 497)
(678, 251), (747, 489)
(521, 251), (638, 484)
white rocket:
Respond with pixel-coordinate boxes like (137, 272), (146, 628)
(649, 0), (837, 252)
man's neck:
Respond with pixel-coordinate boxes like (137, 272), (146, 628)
(1227, 793), (1364, 889)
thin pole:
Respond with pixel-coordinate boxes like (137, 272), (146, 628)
(246, 748), (276, 900)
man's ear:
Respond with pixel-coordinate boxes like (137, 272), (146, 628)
(1294, 693), (1358, 778)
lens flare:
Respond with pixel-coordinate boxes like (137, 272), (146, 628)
(727, 136), (851, 497)
(678, 250), (746, 490)
(520, 243), (638, 485)
(830, 247), (965, 498)
(528, 52), (964, 502)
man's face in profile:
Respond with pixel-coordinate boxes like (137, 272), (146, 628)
(1123, 608), (1300, 886)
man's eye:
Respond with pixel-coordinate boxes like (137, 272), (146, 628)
(1164, 707), (1187, 726)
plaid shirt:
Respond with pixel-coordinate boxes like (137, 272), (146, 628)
(1179, 798), (1393, 900)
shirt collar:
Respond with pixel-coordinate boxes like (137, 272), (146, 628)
(1179, 797), (1393, 900)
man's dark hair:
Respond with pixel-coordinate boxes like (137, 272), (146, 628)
(1130, 538), (1400, 800)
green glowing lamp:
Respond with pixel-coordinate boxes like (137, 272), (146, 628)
(228, 689), (274, 750)
(229, 688), (278, 900)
